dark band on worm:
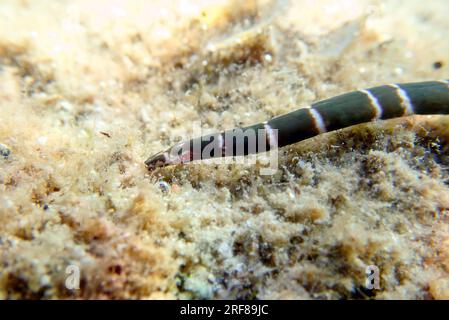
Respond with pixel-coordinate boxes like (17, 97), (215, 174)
(145, 80), (449, 170)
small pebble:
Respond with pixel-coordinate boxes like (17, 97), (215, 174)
(0, 143), (11, 159)
(156, 181), (170, 193)
(433, 61), (443, 70)
(43, 204), (49, 210)
(264, 53), (273, 62)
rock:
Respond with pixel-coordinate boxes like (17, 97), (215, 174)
(0, 143), (11, 159)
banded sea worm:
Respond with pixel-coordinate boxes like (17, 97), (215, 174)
(145, 80), (449, 171)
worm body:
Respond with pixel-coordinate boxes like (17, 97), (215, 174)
(145, 80), (449, 170)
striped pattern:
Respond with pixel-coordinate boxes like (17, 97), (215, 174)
(145, 80), (449, 170)
(358, 89), (383, 119)
(389, 84), (415, 115)
(306, 107), (327, 133)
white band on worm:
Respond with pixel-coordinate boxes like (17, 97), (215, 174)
(389, 83), (415, 116)
(359, 89), (383, 120)
(263, 121), (278, 149)
(307, 107), (327, 133)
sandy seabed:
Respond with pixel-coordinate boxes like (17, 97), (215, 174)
(1, 0), (449, 299)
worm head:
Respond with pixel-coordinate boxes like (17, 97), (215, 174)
(145, 140), (194, 171)
(144, 151), (170, 171)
